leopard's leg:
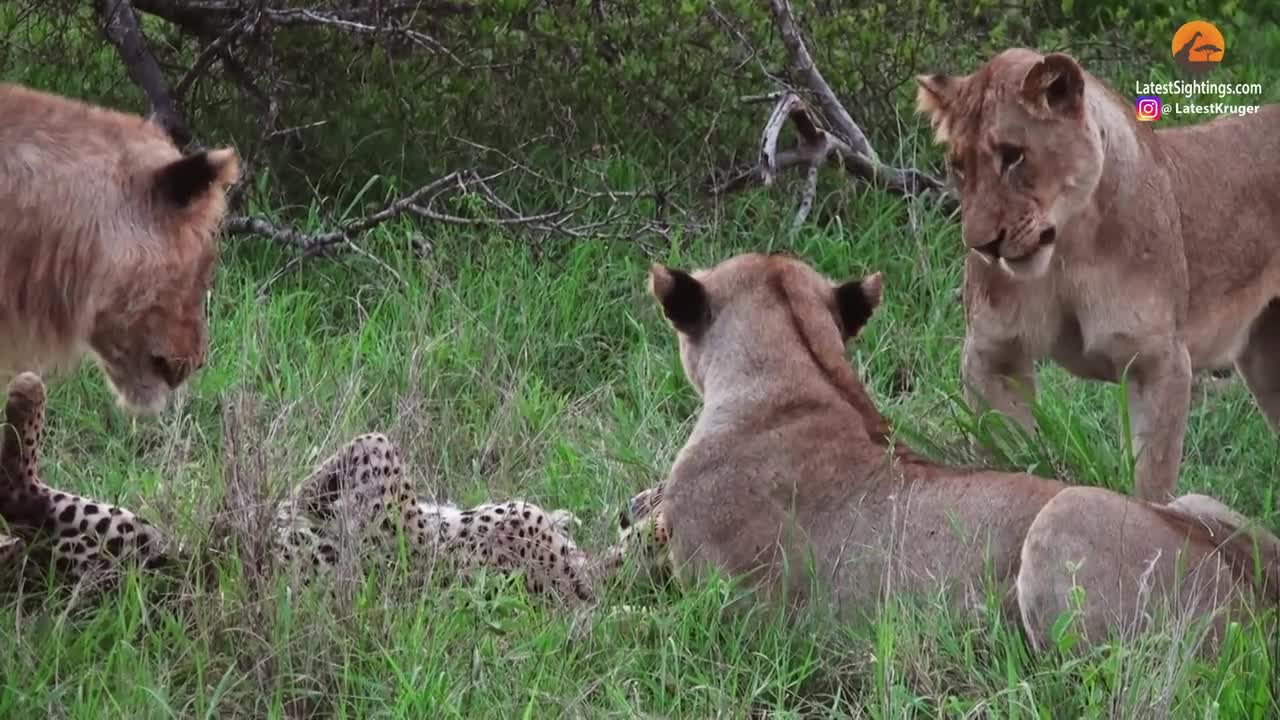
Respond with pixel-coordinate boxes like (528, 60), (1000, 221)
(589, 484), (671, 588)
(0, 534), (25, 582)
(288, 433), (417, 572)
(0, 372), (171, 582)
(272, 494), (332, 575)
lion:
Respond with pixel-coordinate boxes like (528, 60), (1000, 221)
(913, 48), (1280, 503)
(0, 83), (240, 414)
(646, 251), (1278, 651)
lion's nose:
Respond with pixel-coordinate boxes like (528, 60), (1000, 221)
(974, 229), (1005, 260)
(151, 353), (186, 386)
(151, 355), (193, 389)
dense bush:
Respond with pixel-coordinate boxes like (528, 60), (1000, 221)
(4, 0), (1231, 207)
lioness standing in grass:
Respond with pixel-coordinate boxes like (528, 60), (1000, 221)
(646, 251), (1278, 651)
(914, 49), (1280, 503)
(0, 83), (239, 414)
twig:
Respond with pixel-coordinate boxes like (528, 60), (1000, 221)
(792, 162), (820, 233)
(225, 161), (668, 265)
(174, 11), (252, 98)
(225, 171), (462, 253)
(739, 91), (785, 104)
(210, 5), (467, 65)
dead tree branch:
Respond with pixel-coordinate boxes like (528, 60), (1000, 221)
(130, 0), (464, 61)
(766, 0), (875, 163)
(224, 171), (465, 255)
(223, 163), (673, 263)
(93, 0), (192, 146)
(174, 12), (252, 98)
(716, 0), (955, 227)
(105, 0), (473, 200)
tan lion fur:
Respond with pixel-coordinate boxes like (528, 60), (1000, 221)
(0, 83), (240, 414)
(647, 251), (1278, 651)
(914, 48), (1280, 503)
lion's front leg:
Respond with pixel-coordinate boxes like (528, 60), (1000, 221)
(1121, 341), (1192, 503)
(961, 332), (1038, 437)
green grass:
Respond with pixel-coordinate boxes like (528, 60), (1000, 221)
(2, 3), (1279, 712)
(1, 178), (1277, 716)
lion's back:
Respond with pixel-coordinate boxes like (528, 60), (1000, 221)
(0, 83), (181, 233)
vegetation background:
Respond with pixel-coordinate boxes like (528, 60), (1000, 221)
(1, 0), (1278, 716)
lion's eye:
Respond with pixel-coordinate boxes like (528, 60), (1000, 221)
(998, 144), (1025, 174)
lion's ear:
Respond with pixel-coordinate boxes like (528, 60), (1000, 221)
(154, 147), (240, 208)
(915, 74), (966, 144)
(833, 272), (883, 340)
(649, 263), (708, 333)
(1021, 53), (1085, 117)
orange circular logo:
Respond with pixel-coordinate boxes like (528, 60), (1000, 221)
(1171, 20), (1225, 75)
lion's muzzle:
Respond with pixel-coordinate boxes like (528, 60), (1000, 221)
(972, 226), (1056, 264)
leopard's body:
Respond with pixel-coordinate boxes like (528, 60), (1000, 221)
(0, 372), (667, 603)
(270, 432), (599, 603)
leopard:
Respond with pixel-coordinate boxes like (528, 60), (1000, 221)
(0, 371), (655, 606)
(913, 48), (1280, 503)
(270, 432), (599, 604)
(642, 250), (1278, 652)
(0, 82), (239, 415)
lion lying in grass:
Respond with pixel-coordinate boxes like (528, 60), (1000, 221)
(913, 49), (1280, 503)
(644, 251), (1279, 651)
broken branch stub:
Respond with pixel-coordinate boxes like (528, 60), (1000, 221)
(715, 0), (955, 223)
(766, 0), (878, 163)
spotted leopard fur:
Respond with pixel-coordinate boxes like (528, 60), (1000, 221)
(596, 482), (670, 583)
(0, 372), (669, 603)
(0, 372), (171, 584)
(271, 432), (604, 604)
(269, 433), (680, 604)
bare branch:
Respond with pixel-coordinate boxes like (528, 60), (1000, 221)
(223, 163), (668, 259)
(224, 171), (463, 253)
(766, 0), (875, 161)
(715, 3), (956, 219)
(131, 0), (229, 36)
(792, 162), (820, 232)
(738, 91), (785, 105)
(174, 12), (252, 98)
(759, 93), (799, 187)
(93, 0), (191, 146)
(131, 0), (467, 62)
(132, 0), (474, 32)
(261, 8), (461, 63)
(717, 93), (954, 212)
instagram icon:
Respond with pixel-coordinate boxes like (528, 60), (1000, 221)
(1135, 95), (1162, 122)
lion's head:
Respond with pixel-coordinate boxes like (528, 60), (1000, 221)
(0, 84), (240, 415)
(647, 251), (882, 400)
(86, 148), (240, 415)
(915, 49), (1105, 278)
